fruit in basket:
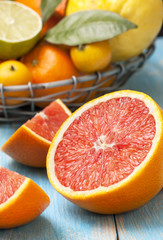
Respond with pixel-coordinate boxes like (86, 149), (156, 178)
(47, 90), (163, 214)
(0, 60), (32, 106)
(0, 166), (50, 229)
(0, 1), (42, 60)
(21, 42), (80, 108)
(66, 0), (163, 61)
(1, 99), (71, 167)
(70, 40), (112, 73)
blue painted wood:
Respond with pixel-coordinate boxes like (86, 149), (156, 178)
(115, 191), (163, 240)
(0, 38), (163, 240)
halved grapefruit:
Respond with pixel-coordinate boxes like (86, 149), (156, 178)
(47, 90), (163, 214)
(1, 99), (71, 167)
(0, 166), (50, 229)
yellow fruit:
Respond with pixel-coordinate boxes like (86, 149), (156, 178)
(70, 40), (112, 73)
(47, 90), (163, 214)
(0, 60), (32, 105)
(66, 0), (163, 61)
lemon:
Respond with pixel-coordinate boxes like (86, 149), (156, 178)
(0, 1), (42, 60)
(0, 60), (32, 105)
(66, 0), (163, 62)
(70, 40), (112, 73)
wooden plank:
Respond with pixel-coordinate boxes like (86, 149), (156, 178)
(0, 123), (117, 240)
(115, 190), (163, 240)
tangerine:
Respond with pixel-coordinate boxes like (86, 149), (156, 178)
(21, 42), (80, 108)
(0, 60), (32, 106)
(70, 40), (112, 73)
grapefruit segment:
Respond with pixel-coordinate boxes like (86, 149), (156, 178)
(1, 99), (71, 167)
(0, 166), (50, 229)
(47, 90), (163, 214)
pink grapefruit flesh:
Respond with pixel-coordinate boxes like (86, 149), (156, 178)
(0, 167), (25, 204)
(55, 97), (156, 191)
(25, 100), (71, 141)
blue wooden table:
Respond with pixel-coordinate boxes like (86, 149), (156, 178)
(0, 38), (163, 240)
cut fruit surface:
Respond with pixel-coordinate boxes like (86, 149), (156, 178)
(0, 166), (50, 229)
(1, 99), (71, 167)
(47, 90), (163, 214)
(0, 1), (42, 60)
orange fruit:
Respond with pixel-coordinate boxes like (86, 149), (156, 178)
(1, 99), (71, 167)
(21, 42), (80, 108)
(0, 60), (32, 106)
(0, 166), (50, 229)
(47, 90), (163, 214)
(70, 40), (112, 73)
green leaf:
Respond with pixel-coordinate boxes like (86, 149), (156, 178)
(41, 0), (62, 23)
(45, 10), (137, 46)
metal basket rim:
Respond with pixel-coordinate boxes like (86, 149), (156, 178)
(0, 44), (154, 93)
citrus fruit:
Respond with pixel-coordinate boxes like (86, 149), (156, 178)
(0, 60), (32, 106)
(0, 1), (42, 60)
(1, 99), (71, 167)
(47, 90), (163, 214)
(70, 40), (112, 73)
(15, 0), (41, 16)
(21, 42), (80, 108)
(66, 0), (163, 62)
(0, 166), (50, 229)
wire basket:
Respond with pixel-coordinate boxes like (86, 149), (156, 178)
(0, 44), (154, 122)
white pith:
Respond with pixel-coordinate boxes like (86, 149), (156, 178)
(0, 1), (42, 42)
(93, 135), (115, 151)
(47, 91), (162, 197)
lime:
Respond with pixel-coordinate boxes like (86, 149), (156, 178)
(0, 1), (42, 60)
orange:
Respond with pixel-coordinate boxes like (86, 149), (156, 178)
(0, 60), (32, 106)
(47, 90), (163, 214)
(0, 166), (50, 229)
(1, 99), (71, 167)
(21, 42), (80, 108)
(70, 40), (112, 73)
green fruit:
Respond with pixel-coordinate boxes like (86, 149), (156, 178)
(0, 1), (42, 60)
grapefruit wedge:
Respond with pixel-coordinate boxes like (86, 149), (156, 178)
(0, 166), (50, 229)
(1, 99), (71, 167)
(47, 90), (163, 214)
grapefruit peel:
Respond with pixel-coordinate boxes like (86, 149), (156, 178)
(47, 90), (163, 214)
(0, 167), (50, 229)
(1, 99), (71, 168)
